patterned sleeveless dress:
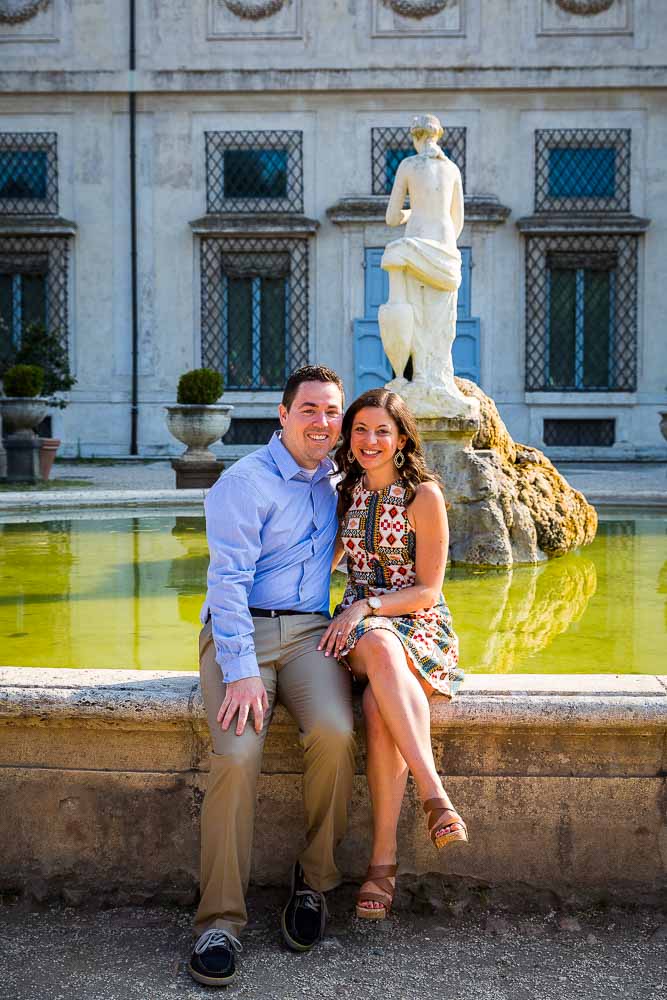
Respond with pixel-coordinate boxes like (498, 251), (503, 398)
(334, 479), (463, 699)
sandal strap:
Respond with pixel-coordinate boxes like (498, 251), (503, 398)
(365, 864), (398, 879)
(423, 798), (452, 815)
(423, 800), (465, 836)
(362, 876), (395, 896)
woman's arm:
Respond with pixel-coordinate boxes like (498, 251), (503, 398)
(450, 166), (464, 240)
(318, 482), (449, 656)
(331, 528), (345, 572)
(386, 160), (412, 227)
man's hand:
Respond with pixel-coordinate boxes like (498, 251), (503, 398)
(217, 677), (269, 736)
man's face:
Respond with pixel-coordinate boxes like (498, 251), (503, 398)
(278, 381), (344, 470)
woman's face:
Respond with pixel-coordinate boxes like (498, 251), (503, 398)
(349, 406), (407, 475)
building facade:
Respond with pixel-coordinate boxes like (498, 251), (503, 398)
(0, 0), (665, 460)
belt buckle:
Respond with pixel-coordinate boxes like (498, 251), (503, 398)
(270, 609), (278, 618)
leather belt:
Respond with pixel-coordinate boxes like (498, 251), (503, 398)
(249, 607), (316, 618)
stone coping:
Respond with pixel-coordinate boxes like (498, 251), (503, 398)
(189, 213), (319, 237)
(2, 667), (665, 733)
(516, 212), (651, 236)
(1, 488), (665, 514)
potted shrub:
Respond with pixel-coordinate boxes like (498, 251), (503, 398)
(1, 364), (50, 432)
(0, 321), (77, 479)
(165, 369), (233, 488)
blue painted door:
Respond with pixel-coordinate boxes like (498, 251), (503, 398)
(353, 247), (480, 395)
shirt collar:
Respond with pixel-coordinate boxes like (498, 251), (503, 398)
(267, 431), (334, 483)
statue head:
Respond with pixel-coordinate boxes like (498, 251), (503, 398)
(410, 114), (444, 152)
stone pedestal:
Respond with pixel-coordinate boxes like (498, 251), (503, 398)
(4, 433), (43, 484)
(417, 415), (541, 567)
(171, 457), (225, 490)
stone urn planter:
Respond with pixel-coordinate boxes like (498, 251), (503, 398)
(165, 403), (234, 489)
(1, 397), (51, 483)
(660, 412), (667, 443)
(2, 396), (50, 435)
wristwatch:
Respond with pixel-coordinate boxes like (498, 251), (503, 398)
(366, 595), (382, 614)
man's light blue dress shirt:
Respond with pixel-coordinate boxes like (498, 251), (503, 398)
(200, 432), (338, 683)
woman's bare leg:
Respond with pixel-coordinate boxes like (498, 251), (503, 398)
(358, 685), (408, 911)
(348, 630), (460, 825)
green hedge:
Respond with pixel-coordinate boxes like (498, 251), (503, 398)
(177, 368), (224, 405)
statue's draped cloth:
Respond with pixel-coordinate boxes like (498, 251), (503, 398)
(381, 237), (461, 293)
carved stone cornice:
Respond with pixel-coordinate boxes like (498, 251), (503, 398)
(326, 195), (510, 227)
(0, 0), (50, 24)
(554, 0), (615, 15)
(221, 0), (288, 20)
(516, 212), (650, 236)
(381, 0), (456, 17)
(189, 213), (319, 238)
(0, 215), (77, 237)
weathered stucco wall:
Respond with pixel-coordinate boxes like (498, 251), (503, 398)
(1, 668), (665, 906)
(0, 1), (666, 459)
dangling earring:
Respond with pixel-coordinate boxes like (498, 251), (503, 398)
(347, 449), (356, 464)
(394, 449), (405, 469)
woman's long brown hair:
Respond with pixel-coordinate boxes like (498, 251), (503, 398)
(334, 388), (442, 518)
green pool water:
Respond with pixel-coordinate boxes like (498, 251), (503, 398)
(1, 508), (665, 673)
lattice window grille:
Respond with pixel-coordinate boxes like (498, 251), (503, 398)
(222, 418), (281, 446)
(524, 234), (637, 392)
(543, 419), (615, 448)
(0, 271), (47, 355)
(200, 237), (309, 391)
(205, 131), (303, 214)
(0, 236), (69, 362)
(545, 257), (616, 391)
(0, 132), (58, 216)
(535, 129), (630, 213)
(371, 125), (467, 195)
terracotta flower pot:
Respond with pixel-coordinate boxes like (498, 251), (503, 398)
(659, 412), (667, 444)
(39, 437), (61, 480)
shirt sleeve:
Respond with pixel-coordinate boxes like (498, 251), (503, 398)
(204, 474), (267, 682)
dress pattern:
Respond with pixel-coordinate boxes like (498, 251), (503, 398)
(334, 479), (463, 698)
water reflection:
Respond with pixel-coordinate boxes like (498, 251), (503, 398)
(658, 560), (667, 631)
(0, 520), (74, 662)
(450, 556), (597, 673)
(1, 510), (664, 674)
(167, 517), (209, 624)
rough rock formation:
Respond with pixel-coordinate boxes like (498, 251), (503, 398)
(420, 379), (598, 566)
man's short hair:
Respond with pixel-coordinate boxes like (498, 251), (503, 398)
(282, 365), (344, 411)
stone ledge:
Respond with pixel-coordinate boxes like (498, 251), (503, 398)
(0, 215), (77, 237)
(189, 213), (319, 238)
(0, 489), (205, 514)
(1, 667), (665, 900)
(1, 668), (665, 735)
(516, 212), (650, 236)
(327, 195), (510, 227)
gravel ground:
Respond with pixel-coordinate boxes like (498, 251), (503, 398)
(43, 459), (667, 496)
(1, 885), (666, 1000)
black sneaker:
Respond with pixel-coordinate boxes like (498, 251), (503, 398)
(281, 861), (328, 952)
(187, 928), (242, 987)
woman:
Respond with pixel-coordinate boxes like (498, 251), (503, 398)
(318, 388), (466, 920)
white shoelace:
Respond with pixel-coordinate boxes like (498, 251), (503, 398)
(296, 888), (324, 913)
(193, 928), (243, 956)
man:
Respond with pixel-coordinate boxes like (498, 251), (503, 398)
(188, 365), (356, 987)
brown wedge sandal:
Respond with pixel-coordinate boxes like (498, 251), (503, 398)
(424, 798), (469, 850)
(355, 864), (398, 921)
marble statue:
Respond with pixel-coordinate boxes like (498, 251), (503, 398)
(379, 113), (479, 420)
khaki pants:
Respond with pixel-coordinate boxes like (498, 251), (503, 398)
(194, 613), (355, 939)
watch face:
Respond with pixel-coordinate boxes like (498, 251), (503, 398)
(368, 596), (382, 610)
